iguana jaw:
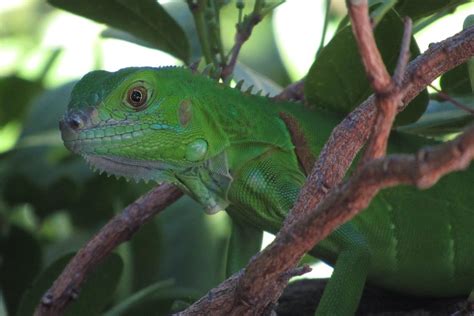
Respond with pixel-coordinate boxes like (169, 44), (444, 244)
(59, 113), (179, 183)
(82, 154), (177, 183)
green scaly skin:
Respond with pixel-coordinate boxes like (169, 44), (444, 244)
(60, 67), (474, 315)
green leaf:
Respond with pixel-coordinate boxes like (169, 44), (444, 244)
(2, 82), (87, 217)
(111, 196), (229, 315)
(225, 219), (263, 276)
(154, 197), (230, 295)
(66, 254), (123, 315)
(129, 212), (163, 290)
(0, 76), (43, 127)
(103, 280), (199, 316)
(396, 0), (468, 21)
(440, 63), (471, 95)
(0, 225), (42, 315)
(396, 96), (474, 137)
(305, 10), (428, 126)
(16, 252), (123, 316)
(47, 0), (190, 63)
(161, 1), (202, 62)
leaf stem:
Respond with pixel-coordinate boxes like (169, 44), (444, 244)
(187, 0), (215, 65)
(316, 0), (331, 58)
(209, 0), (227, 66)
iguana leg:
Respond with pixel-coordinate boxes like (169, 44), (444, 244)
(312, 223), (371, 315)
(225, 217), (263, 277)
(224, 148), (303, 276)
(226, 148), (371, 314)
(226, 147), (306, 232)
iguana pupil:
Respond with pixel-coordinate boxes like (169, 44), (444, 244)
(128, 87), (147, 107)
(131, 90), (141, 102)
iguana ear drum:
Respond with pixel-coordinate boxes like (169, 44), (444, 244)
(178, 99), (193, 127)
(185, 138), (208, 162)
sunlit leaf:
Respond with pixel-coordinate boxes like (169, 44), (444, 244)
(305, 10), (428, 126)
(47, 0), (190, 62)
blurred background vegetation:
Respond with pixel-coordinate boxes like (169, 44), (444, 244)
(1, 0), (474, 315)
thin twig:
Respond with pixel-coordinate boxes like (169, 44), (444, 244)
(357, 12), (412, 161)
(347, 0), (392, 93)
(348, 0), (398, 161)
(34, 184), (183, 316)
(430, 83), (474, 115)
(273, 79), (305, 101)
(221, 1), (264, 80)
(315, 0), (332, 58)
(393, 18), (413, 87)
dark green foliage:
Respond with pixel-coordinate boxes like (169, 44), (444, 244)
(0, 76), (43, 127)
(0, 225), (42, 315)
(441, 63), (472, 94)
(396, 0), (470, 20)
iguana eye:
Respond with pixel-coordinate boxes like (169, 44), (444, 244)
(126, 86), (148, 109)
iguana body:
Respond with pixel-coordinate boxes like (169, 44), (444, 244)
(60, 67), (474, 315)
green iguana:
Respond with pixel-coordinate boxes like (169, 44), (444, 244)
(59, 66), (474, 315)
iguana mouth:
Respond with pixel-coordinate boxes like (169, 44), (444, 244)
(59, 114), (145, 155)
(83, 154), (177, 183)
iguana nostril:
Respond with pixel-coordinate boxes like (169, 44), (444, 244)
(67, 115), (84, 130)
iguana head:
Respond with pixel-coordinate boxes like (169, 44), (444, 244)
(60, 67), (224, 183)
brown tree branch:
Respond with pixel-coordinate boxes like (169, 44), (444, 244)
(348, 0), (392, 93)
(34, 184), (183, 316)
(360, 16), (412, 162)
(274, 79), (305, 102)
(286, 24), (474, 225)
(348, 0), (413, 162)
(178, 17), (474, 316)
(393, 18), (413, 87)
(277, 279), (464, 315)
(179, 124), (474, 315)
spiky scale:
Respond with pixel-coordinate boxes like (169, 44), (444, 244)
(245, 85), (254, 94)
(235, 79), (245, 90)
